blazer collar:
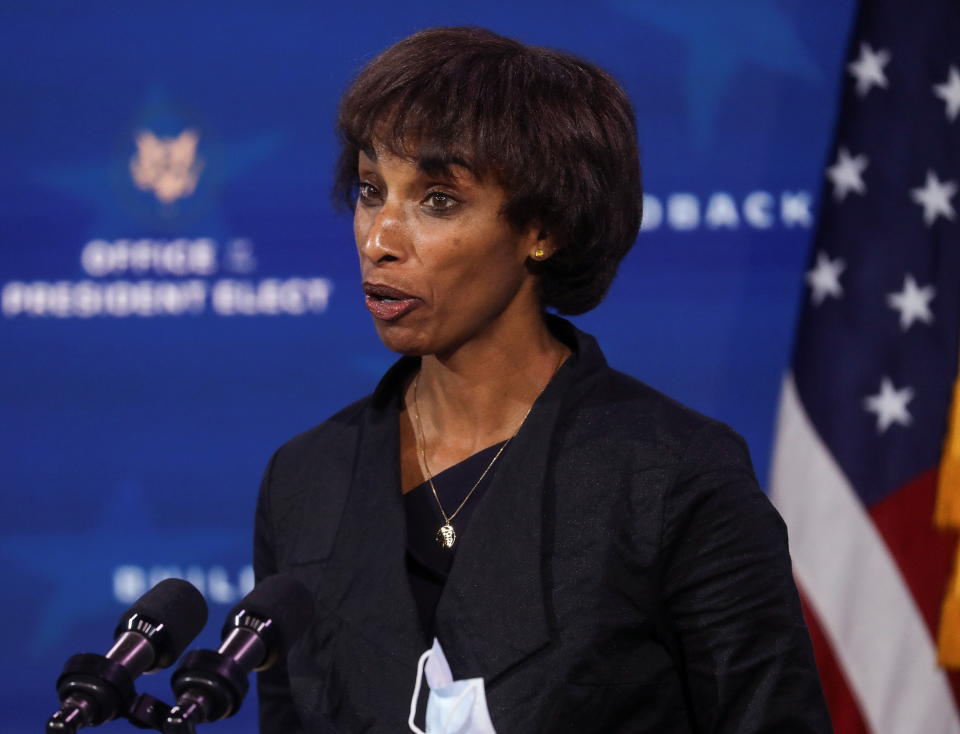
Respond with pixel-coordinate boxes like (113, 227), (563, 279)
(323, 317), (608, 678)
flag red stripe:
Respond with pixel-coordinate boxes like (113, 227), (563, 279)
(800, 593), (869, 734)
(868, 467), (960, 707)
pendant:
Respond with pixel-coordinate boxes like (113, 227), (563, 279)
(436, 522), (456, 549)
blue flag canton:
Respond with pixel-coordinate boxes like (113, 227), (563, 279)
(793, 0), (960, 508)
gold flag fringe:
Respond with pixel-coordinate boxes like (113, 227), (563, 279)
(936, 376), (960, 668)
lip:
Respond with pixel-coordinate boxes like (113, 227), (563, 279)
(362, 282), (422, 322)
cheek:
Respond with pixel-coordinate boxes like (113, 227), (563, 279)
(438, 235), (528, 307)
(353, 213), (368, 252)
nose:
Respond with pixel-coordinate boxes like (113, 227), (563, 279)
(357, 204), (406, 265)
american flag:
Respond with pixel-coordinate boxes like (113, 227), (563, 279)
(769, 0), (960, 731)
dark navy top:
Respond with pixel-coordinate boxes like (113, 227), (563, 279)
(403, 441), (507, 636)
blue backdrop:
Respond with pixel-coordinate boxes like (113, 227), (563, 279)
(1, 1), (855, 731)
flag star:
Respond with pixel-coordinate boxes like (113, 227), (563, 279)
(863, 377), (914, 433)
(911, 170), (957, 226)
(886, 274), (935, 330)
(806, 251), (845, 305)
(847, 42), (891, 97)
(934, 66), (960, 122)
(827, 148), (869, 201)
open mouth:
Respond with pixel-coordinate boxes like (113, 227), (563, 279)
(363, 283), (421, 321)
(364, 283), (414, 300)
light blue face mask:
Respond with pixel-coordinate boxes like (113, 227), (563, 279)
(408, 638), (498, 734)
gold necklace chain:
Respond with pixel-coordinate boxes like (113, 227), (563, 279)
(411, 351), (566, 549)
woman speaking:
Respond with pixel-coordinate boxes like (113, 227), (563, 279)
(253, 26), (830, 733)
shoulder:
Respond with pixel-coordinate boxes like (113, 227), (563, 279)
(561, 362), (776, 550)
(589, 371), (781, 562)
(259, 395), (370, 519)
(256, 395), (372, 566)
(269, 395), (370, 476)
(555, 316), (737, 467)
(564, 362), (749, 474)
(265, 354), (415, 477)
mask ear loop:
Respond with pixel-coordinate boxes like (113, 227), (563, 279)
(408, 648), (432, 734)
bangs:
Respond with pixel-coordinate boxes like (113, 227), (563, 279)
(358, 132), (480, 183)
(335, 31), (529, 206)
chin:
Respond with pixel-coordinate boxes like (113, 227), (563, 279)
(372, 320), (434, 356)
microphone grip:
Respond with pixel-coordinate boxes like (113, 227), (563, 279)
(105, 630), (156, 676)
(167, 649), (251, 725)
(219, 627), (267, 671)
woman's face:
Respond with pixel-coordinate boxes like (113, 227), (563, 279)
(354, 148), (542, 357)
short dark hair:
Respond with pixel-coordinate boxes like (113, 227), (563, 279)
(334, 26), (641, 315)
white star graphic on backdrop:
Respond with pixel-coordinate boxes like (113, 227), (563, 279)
(886, 274), (935, 330)
(806, 251), (845, 305)
(827, 148), (869, 201)
(934, 66), (960, 122)
(847, 43), (891, 97)
(911, 170), (957, 226)
(863, 376), (914, 433)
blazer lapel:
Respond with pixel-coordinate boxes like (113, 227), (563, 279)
(432, 353), (578, 683)
(321, 359), (428, 663)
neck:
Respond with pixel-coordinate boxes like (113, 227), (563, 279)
(409, 314), (568, 452)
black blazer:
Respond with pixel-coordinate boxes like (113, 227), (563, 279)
(254, 319), (830, 733)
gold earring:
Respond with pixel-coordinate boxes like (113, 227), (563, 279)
(533, 248), (546, 260)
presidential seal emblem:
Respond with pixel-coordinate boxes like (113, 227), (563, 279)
(130, 129), (204, 204)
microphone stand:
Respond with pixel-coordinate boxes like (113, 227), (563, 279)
(46, 579), (209, 733)
(46, 653), (175, 732)
(161, 645), (255, 733)
(47, 622), (270, 732)
(46, 653), (174, 732)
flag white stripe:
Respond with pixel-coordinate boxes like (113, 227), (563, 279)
(771, 373), (960, 734)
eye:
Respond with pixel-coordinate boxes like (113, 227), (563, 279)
(423, 190), (459, 212)
(357, 181), (382, 206)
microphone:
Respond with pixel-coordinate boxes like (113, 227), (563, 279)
(164, 574), (314, 731)
(48, 578), (208, 733)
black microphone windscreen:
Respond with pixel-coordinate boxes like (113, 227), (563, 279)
(117, 578), (208, 661)
(225, 575), (314, 654)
